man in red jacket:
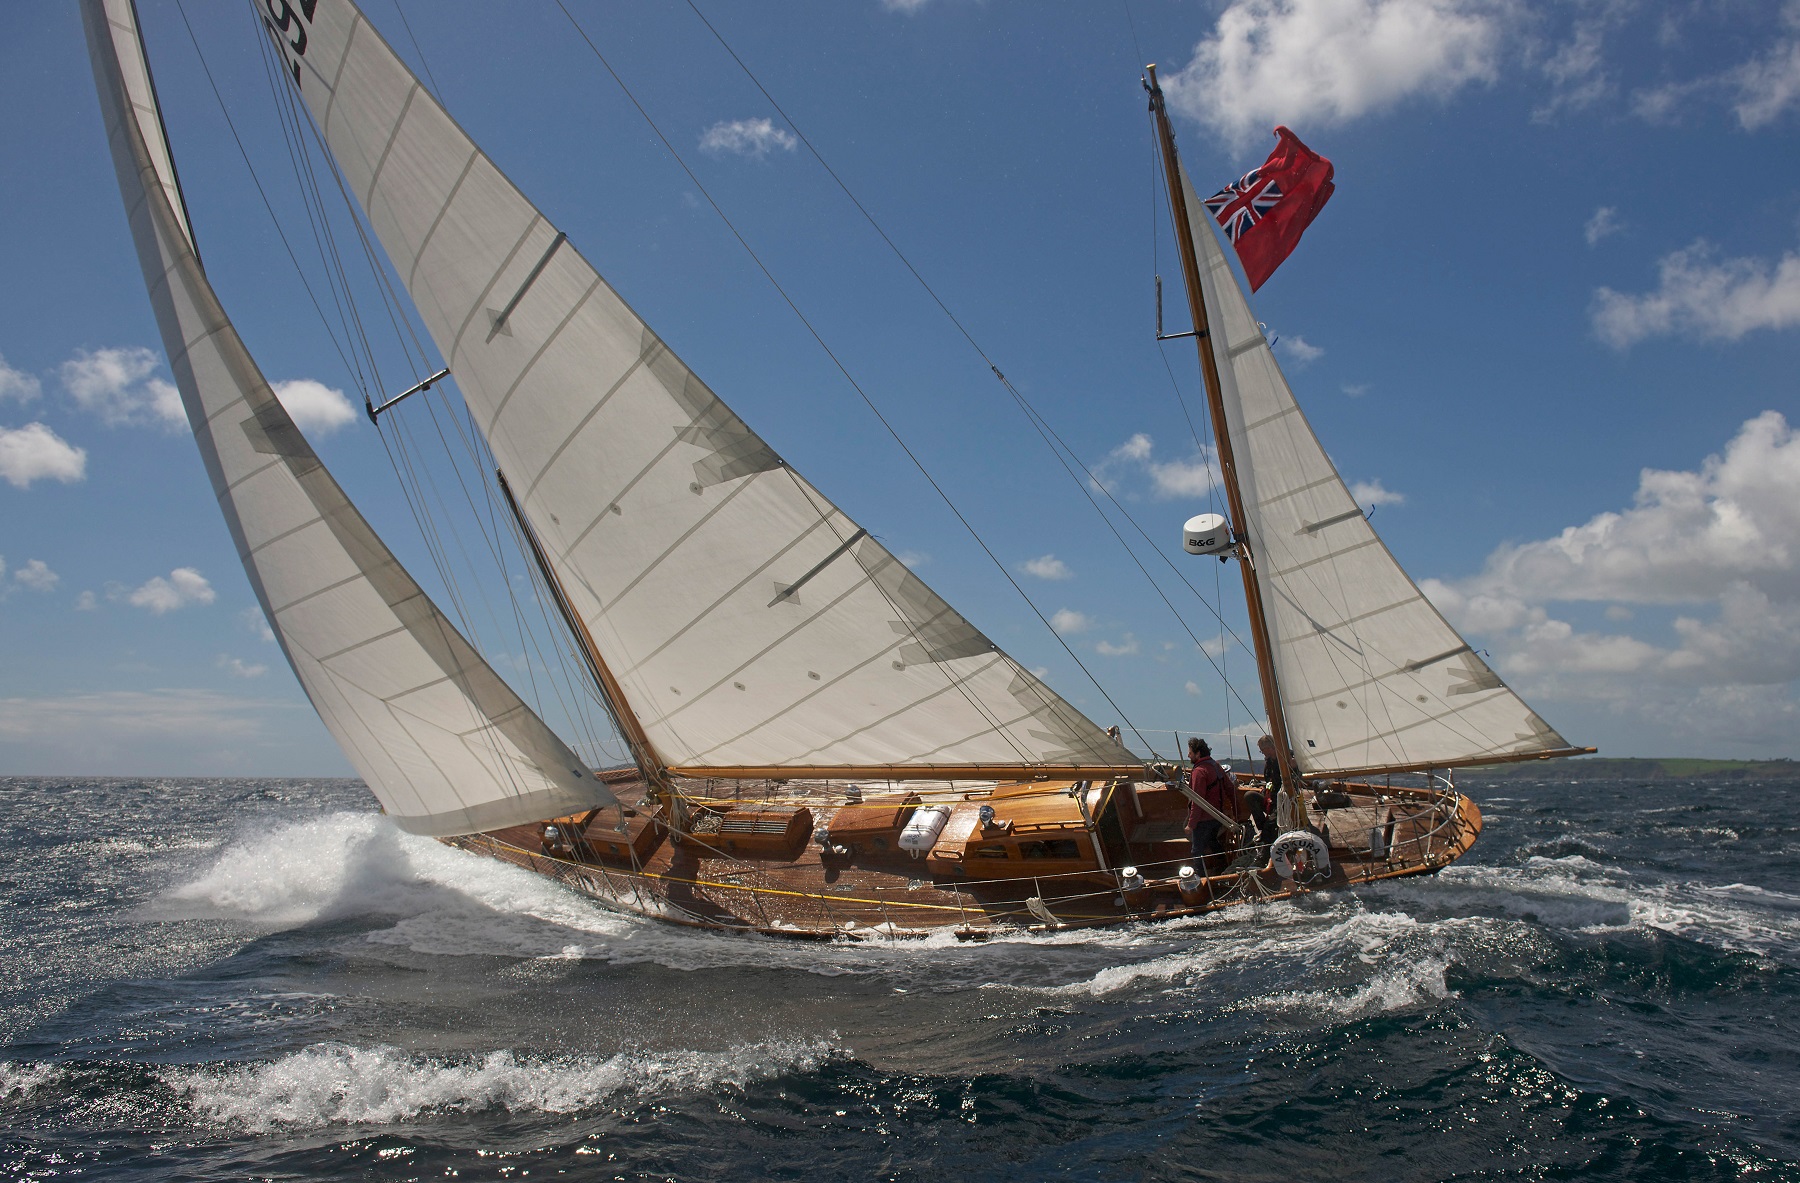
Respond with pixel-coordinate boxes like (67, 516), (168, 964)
(1186, 736), (1237, 875)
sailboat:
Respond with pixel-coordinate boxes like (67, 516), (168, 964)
(85, 0), (1587, 938)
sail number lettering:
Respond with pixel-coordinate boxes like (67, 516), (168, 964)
(263, 0), (318, 88)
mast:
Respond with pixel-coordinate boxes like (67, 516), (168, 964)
(1145, 65), (1305, 807)
(496, 468), (673, 800)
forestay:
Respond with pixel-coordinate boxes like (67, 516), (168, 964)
(1176, 162), (1569, 776)
(263, 3), (1133, 775)
(86, 0), (613, 834)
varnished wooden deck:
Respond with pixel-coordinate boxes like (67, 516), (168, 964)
(443, 778), (1481, 938)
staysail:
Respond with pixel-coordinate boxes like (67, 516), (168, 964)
(255, 2), (1137, 778)
(86, 0), (616, 834)
(1172, 160), (1571, 776)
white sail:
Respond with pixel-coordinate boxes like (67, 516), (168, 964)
(85, 0), (615, 834)
(257, 3), (1134, 776)
(1176, 163), (1569, 776)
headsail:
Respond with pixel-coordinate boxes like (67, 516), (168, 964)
(1172, 161), (1571, 776)
(255, 2), (1136, 778)
(85, 0), (615, 834)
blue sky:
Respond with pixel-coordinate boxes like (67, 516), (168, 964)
(2, 0), (1798, 774)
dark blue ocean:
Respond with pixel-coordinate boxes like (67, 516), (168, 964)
(2, 772), (1796, 1180)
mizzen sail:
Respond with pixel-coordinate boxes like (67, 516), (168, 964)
(1174, 161), (1571, 776)
(258, 2), (1135, 777)
(86, 0), (615, 834)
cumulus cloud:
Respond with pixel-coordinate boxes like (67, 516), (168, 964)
(1349, 478), (1404, 507)
(1593, 241), (1800, 347)
(0, 354), (41, 403)
(699, 118), (797, 159)
(880, 0), (932, 11)
(1020, 554), (1072, 580)
(1428, 411), (1800, 746)
(0, 423), (87, 488)
(1583, 206), (1622, 247)
(1731, 34), (1800, 130)
(1094, 432), (1220, 500)
(74, 590), (97, 611)
(1275, 334), (1324, 366)
(61, 346), (184, 429)
(272, 379), (356, 435)
(1096, 634), (1141, 656)
(1051, 608), (1092, 635)
(217, 654), (269, 679)
(13, 559), (58, 592)
(1341, 382), (1369, 398)
(1185, 680), (1203, 696)
(240, 605), (277, 643)
(124, 568), (216, 614)
(1163, 0), (1509, 148)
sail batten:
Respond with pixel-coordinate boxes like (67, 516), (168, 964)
(1173, 160), (1570, 776)
(271, 1), (1135, 776)
(87, 0), (615, 835)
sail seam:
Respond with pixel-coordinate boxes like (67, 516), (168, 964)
(268, 570), (364, 616)
(487, 277), (605, 433)
(405, 150), (479, 291)
(1243, 404), (1300, 434)
(314, 623), (407, 663)
(245, 513), (327, 556)
(446, 215), (543, 372)
(598, 472), (764, 634)
(316, 14), (361, 140)
(362, 81), (421, 209)
(1268, 538), (1379, 579)
(224, 456), (288, 493)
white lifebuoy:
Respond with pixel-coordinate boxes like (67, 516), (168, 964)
(1270, 829), (1331, 880)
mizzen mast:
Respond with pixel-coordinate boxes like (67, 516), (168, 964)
(1144, 65), (1304, 801)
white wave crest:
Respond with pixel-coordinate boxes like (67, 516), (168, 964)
(0, 1061), (60, 1099)
(165, 1038), (838, 1131)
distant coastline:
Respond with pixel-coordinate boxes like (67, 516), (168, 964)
(1472, 756), (1800, 781)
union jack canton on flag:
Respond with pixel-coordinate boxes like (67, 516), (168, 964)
(1200, 126), (1336, 292)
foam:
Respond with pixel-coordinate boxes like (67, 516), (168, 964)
(1251, 955), (1452, 1018)
(164, 1038), (838, 1131)
(0, 1061), (60, 1099)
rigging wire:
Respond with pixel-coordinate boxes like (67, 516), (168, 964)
(554, 0), (1147, 745)
(681, 0), (1262, 731)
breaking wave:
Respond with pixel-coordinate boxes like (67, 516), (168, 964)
(164, 1038), (841, 1131)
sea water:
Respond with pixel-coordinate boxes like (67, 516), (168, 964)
(1, 772), (1795, 1180)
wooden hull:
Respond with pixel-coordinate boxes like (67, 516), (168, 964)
(441, 778), (1482, 939)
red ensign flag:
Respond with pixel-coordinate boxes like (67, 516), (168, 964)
(1202, 127), (1335, 291)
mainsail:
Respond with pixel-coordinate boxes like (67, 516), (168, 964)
(86, 0), (616, 835)
(1172, 161), (1571, 776)
(256, 2), (1136, 778)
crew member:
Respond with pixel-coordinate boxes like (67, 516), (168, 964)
(1244, 735), (1283, 847)
(1186, 736), (1237, 874)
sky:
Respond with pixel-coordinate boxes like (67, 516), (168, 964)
(2, 0), (1798, 775)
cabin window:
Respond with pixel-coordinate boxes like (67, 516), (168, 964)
(1020, 839), (1081, 860)
(974, 843), (1010, 859)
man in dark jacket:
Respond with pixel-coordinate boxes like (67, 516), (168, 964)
(1186, 737), (1237, 874)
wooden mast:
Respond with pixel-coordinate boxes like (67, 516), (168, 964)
(495, 469), (674, 806)
(1145, 65), (1305, 811)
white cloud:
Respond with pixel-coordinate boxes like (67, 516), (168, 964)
(1533, 15), (1614, 120)
(1094, 433), (1221, 501)
(1051, 608), (1092, 635)
(1020, 554), (1072, 580)
(1341, 382), (1369, 398)
(698, 118), (797, 159)
(74, 590), (97, 611)
(1185, 680), (1203, 696)
(1583, 205), (1622, 247)
(60, 346), (184, 429)
(240, 605), (277, 642)
(0, 689), (290, 751)
(1275, 334), (1324, 366)
(125, 567), (216, 614)
(217, 654), (269, 679)
(0, 423), (87, 488)
(1164, 0), (1509, 148)
(272, 379), (357, 435)
(1096, 634), (1141, 656)
(1349, 478), (1405, 506)
(1430, 411), (1800, 746)
(880, 0), (932, 11)
(0, 354), (41, 403)
(1731, 35), (1800, 130)
(895, 550), (930, 569)
(13, 559), (58, 592)
(1593, 241), (1800, 347)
